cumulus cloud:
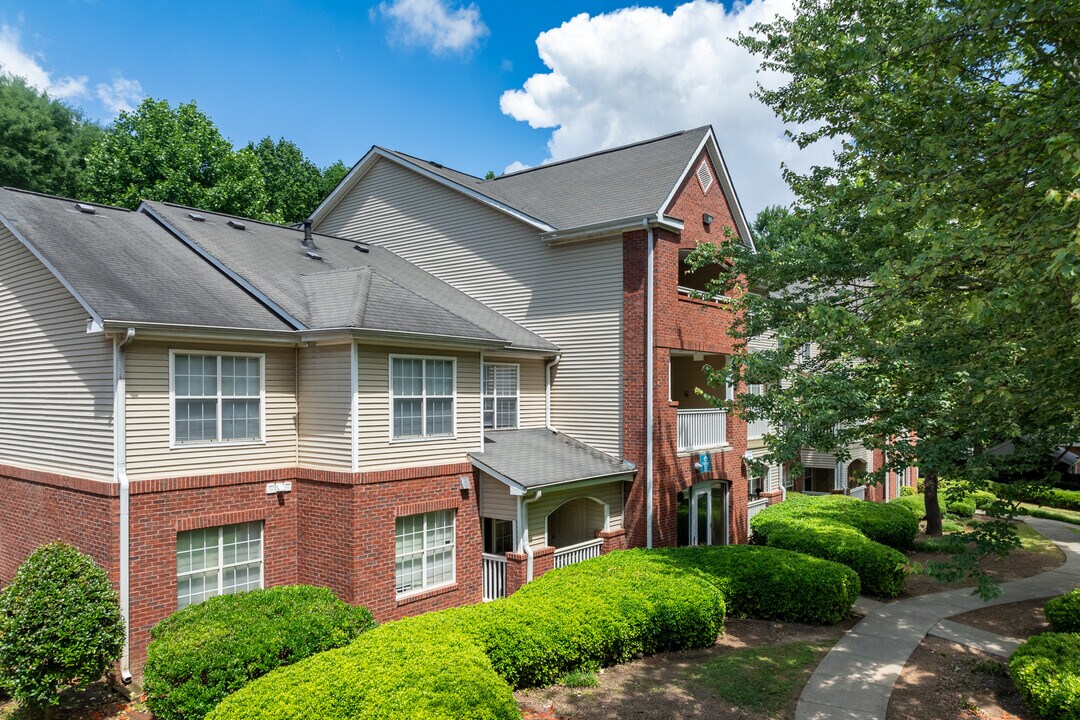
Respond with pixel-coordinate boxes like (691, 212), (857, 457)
(96, 76), (143, 115)
(377, 0), (489, 55)
(503, 160), (530, 174)
(0, 24), (87, 99)
(499, 0), (837, 217)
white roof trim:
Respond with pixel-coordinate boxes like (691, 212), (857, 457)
(310, 147), (556, 233)
(0, 210), (105, 331)
(657, 128), (756, 252)
(138, 203), (309, 331)
(470, 457), (528, 496)
(542, 214), (684, 245)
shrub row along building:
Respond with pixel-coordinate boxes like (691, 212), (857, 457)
(0, 126), (913, 678)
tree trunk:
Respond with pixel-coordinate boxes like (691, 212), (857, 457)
(924, 469), (943, 536)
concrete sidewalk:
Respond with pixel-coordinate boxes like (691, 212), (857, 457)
(795, 517), (1080, 720)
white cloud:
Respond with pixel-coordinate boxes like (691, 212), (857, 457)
(503, 160), (530, 174)
(377, 0), (489, 55)
(0, 24), (87, 99)
(499, 0), (838, 218)
(96, 76), (143, 115)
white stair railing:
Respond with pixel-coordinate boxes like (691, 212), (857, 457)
(677, 408), (727, 452)
(482, 553), (507, 601)
(553, 539), (603, 569)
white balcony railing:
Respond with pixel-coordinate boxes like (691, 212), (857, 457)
(747, 417), (771, 440)
(553, 539), (603, 570)
(747, 498), (769, 524)
(482, 553), (507, 601)
(848, 485), (866, 501)
(677, 408), (727, 453)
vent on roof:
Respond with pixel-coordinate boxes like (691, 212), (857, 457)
(227, 219), (246, 230)
(428, 160), (443, 169)
(353, 243), (370, 253)
(74, 203), (96, 215)
(305, 250), (323, 261)
(188, 213), (205, 222)
(696, 161), (714, 194)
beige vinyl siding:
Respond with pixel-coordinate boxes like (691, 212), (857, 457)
(526, 479), (627, 550)
(485, 355), (545, 429)
(125, 341), (297, 480)
(747, 446), (782, 493)
(478, 472), (517, 521)
(357, 344), (481, 471)
(801, 449), (839, 469)
(0, 228), (114, 480)
(298, 343), (352, 470)
(317, 158), (623, 455)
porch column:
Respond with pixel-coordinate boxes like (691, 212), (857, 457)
(596, 528), (627, 554)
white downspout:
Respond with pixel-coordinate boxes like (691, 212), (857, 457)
(544, 355), (561, 432)
(644, 219), (655, 548)
(114, 327), (135, 684)
(520, 490), (543, 582)
(883, 448), (889, 501)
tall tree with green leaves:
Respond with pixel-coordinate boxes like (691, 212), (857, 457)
(690, 0), (1079, 593)
(80, 99), (268, 218)
(0, 74), (100, 198)
(248, 137), (347, 224)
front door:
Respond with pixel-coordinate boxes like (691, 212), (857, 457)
(686, 481), (729, 546)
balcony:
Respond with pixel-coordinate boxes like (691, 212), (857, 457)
(677, 408), (728, 453)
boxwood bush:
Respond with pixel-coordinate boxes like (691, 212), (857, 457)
(1010, 632), (1080, 719)
(1046, 589), (1080, 633)
(758, 493), (918, 549)
(889, 493), (947, 521)
(946, 498), (976, 518)
(145, 585), (375, 720)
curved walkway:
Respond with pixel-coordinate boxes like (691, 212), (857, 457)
(796, 517), (1080, 720)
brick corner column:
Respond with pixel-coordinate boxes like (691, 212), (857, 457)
(532, 545), (555, 579)
(761, 490), (783, 506)
(597, 528), (627, 553)
(504, 552), (528, 596)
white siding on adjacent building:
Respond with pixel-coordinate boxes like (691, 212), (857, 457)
(357, 344), (481, 471)
(298, 342), (352, 471)
(526, 480), (627, 550)
(478, 472), (517, 521)
(0, 228), (114, 480)
(125, 341), (297, 480)
(316, 158), (624, 455)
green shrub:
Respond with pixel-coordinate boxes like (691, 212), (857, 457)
(207, 613), (519, 720)
(971, 490), (998, 510)
(762, 493), (918, 549)
(1010, 632), (1080, 719)
(946, 498), (976, 518)
(1046, 589), (1080, 633)
(657, 544), (860, 624)
(0, 543), (125, 711)
(889, 493), (946, 521)
(145, 585), (375, 720)
(899, 485), (916, 496)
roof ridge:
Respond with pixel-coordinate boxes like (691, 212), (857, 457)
(489, 126), (710, 181)
(2, 187), (133, 213)
(377, 148), (483, 182)
(353, 266), (373, 328)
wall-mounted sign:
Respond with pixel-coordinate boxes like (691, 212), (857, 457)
(698, 453), (712, 474)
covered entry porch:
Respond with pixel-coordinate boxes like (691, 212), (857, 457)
(470, 428), (635, 600)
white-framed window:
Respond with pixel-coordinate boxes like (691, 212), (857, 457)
(171, 351), (264, 445)
(746, 383), (770, 439)
(395, 510), (456, 596)
(390, 356), (456, 440)
(749, 468), (767, 498)
(783, 464), (794, 489)
(482, 363), (519, 430)
(176, 521), (263, 610)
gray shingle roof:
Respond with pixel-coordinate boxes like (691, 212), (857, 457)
(382, 126), (712, 230)
(144, 202), (558, 350)
(469, 428), (635, 490)
(0, 189), (292, 331)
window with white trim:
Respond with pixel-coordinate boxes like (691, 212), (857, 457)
(747, 384), (770, 439)
(749, 468), (767, 499)
(483, 363), (519, 430)
(176, 521), (263, 609)
(395, 510), (455, 596)
(173, 353), (263, 444)
(391, 356), (455, 439)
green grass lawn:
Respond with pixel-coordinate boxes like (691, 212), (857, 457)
(1019, 503), (1080, 527)
(1014, 520), (1061, 553)
(691, 642), (827, 715)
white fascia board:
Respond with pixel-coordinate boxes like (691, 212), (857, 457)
(309, 147), (380, 226)
(542, 214), (684, 245)
(656, 128), (756, 252)
(101, 321), (301, 345)
(0, 210), (105, 332)
(138, 203), (308, 331)
(470, 458), (528, 496)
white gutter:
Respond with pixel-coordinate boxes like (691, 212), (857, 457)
(545, 355), (561, 431)
(645, 219), (655, 549)
(543, 214), (684, 246)
(114, 327), (135, 684)
(521, 490), (543, 581)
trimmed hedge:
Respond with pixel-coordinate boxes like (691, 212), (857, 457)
(761, 492), (918, 549)
(889, 493), (946, 521)
(946, 498), (976, 518)
(145, 585), (375, 720)
(209, 546), (859, 719)
(1047, 589), (1080, 633)
(1010, 632), (1080, 719)
(971, 490), (998, 510)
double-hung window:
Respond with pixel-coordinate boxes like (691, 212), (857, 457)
(176, 521), (263, 609)
(395, 510), (456, 596)
(482, 363), (519, 430)
(172, 352), (263, 444)
(391, 356), (455, 439)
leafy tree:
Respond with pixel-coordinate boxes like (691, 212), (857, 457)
(690, 0), (1079, 596)
(483, 170), (496, 180)
(0, 543), (125, 717)
(80, 98), (268, 217)
(319, 160), (349, 204)
(249, 137), (347, 224)
(0, 74), (100, 197)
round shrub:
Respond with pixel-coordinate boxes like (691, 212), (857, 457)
(899, 485), (916, 496)
(971, 490), (998, 510)
(658, 544), (860, 624)
(145, 585), (375, 720)
(889, 493), (946, 521)
(207, 613), (519, 720)
(1046, 589), (1080, 633)
(946, 498), (976, 518)
(0, 543), (125, 711)
(1010, 632), (1080, 719)
(762, 493), (918, 549)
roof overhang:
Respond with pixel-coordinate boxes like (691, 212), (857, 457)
(296, 327), (514, 352)
(657, 127), (756, 252)
(471, 456), (635, 497)
(310, 147), (556, 233)
(542, 214), (685, 246)
(101, 321), (301, 345)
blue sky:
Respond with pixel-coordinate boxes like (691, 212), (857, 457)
(0, 1), (832, 217)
